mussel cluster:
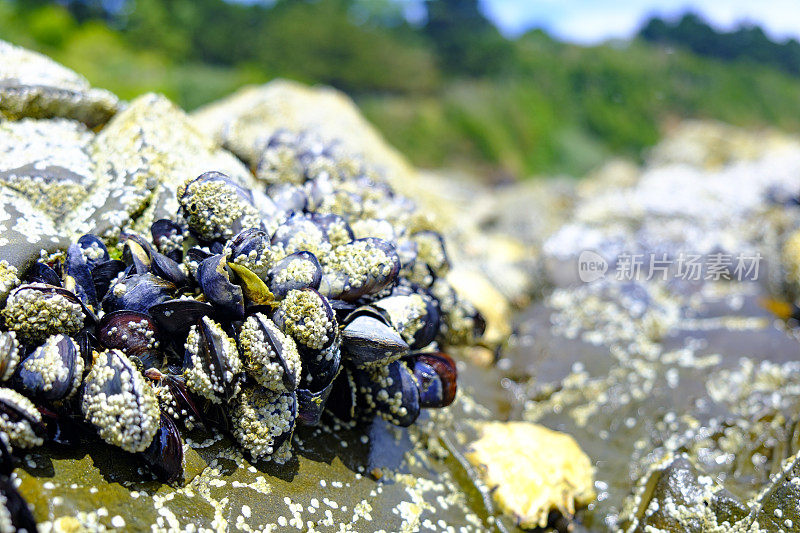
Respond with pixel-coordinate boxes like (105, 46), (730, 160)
(0, 132), (484, 506)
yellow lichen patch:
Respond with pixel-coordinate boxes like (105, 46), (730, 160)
(465, 421), (595, 529)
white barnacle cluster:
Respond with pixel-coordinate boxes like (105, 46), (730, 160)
(322, 240), (391, 289)
(0, 331), (20, 382)
(125, 318), (159, 350)
(379, 294), (427, 346)
(23, 334), (83, 397)
(0, 387), (43, 448)
(81, 349), (159, 453)
(278, 290), (333, 351)
(230, 386), (295, 460)
(230, 244), (272, 281)
(239, 314), (301, 391)
(0, 260), (20, 305)
(1, 284), (84, 343)
(273, 257), (317, 286)
(178, 177), (261, 241)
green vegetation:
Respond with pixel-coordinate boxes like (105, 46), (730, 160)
(3, 0), (800, 179)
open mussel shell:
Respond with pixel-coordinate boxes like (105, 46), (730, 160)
(149, 298), (215, 337)
(266, 251), (322, 299)
(239, 313), (301, 392)
(98, 311), (163, 369)
(197, 254), (245, 319)
(12, 334), (84, 403)
(141, 410), (184, 484)
(151, 219), (185, 263)
(77, 234), (110, 269)
(319, 238), (400, 302)
(341, 307), (408, 368)
(81, 349), (160, 453)
(0, 387), (46, 448)
(183, 316), (242, 404)
(373, 292), (440, 350)
(102, 273), (176, 315)
(2, 283), (89, 344)
(230, 385), (296, 461)
(0, 331), (20, 382)
(0, 474), (38, 533)
(121, 232), (187, 287)
(272, 288), (337, 354)
(354, 359), (420, 427)
(410, 352), (457, 408)
(178, 171), (262, 242)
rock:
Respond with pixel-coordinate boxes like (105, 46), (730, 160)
(0, 92), (255, 271)
(0, 39), (118, 127)
(465, 421), (595, 529)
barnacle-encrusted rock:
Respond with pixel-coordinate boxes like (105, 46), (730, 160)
(82, 349), (159, 453)
(0, 39), (118, 126)
(466, 421), (595, 529)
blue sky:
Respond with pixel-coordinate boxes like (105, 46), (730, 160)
(479, 0), (800, 43)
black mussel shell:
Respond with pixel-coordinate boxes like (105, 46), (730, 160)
(309, 213), (353, 247)
(373, 292), (440, 350)
(77, 234), (110, 269)
(0, 475), (38, 533)
(272, 288), (337, 353)
(299, 337), (341, 393)
(270, 214), (330, 258)
(141, 411), (184, 484)
(12, 334), (84, 402)
(197, 254), (245, 319)
(266, 251), (322, 299)
(121, 232), (187, 287)
(354, 360), (420, 427)
(38, 407), (83, 447)
(65, 243), (98, 310)
(183, 317), (242, 404)
(296, 375), (337, 426)
(319, 238), (400, 302)
(81, 349), (160, 453)
(27, 261), (61, 286)
(91, 259), (127, 301)
(2, 284), (95, 344)
(0, 433), (13, 476)
(149, 298), (215, 337)
(151, 219), (185, 263)
(238, 313), (301, 392)
(102, 273), (176, 315)
(268, 183), (307, 214)
(341, 307), (408, 368)
(230, 385), (296, 461)
(326, 367), (359, 422)
(98, 311), (163, 369)
(0, 387), (46, 448)
(144, 369), (205, 431)
(178, 171), (262, 242)
(411, 352), (457, 408)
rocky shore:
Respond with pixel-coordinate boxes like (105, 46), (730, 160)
(3, 39), (800, 532)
